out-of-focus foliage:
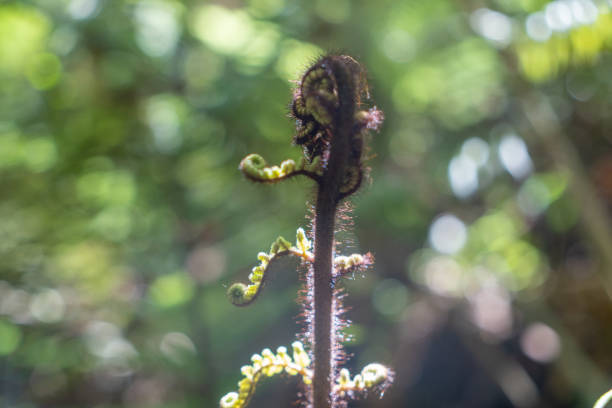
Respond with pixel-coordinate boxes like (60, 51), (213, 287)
(0, 0), (611, 407)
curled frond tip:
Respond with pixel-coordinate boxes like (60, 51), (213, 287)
(239, 153), (322, 183)
(334, 252), (373, 279)
(219, 341), (313, 408)
(226, 228), (314, 306)
(335, 362), (394, 401)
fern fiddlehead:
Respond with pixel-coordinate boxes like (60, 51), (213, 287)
(220, 55), (392, 408)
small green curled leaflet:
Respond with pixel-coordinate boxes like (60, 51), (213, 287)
(594, 389), (612, 408)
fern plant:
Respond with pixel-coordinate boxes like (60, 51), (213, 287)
(220, 55), (393, 408)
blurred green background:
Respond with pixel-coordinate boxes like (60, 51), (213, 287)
(1, 0), (612, 407)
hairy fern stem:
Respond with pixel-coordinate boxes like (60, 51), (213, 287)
(311, 58), (356, 408)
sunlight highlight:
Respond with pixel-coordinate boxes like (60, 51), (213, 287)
(429, 214), (467, 255)
(498, 133), (533, 180)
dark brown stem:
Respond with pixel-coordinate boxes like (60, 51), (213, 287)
(312, 194), (336, 408)
(312, 58), (356, 408)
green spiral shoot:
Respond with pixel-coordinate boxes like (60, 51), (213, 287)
(239, 154), (322, 183)
(227, 228), (313, 306)
(594, 389), (612, 408)
(333, 252), (373, 278)
(219, 341), (313, 408)
(219, 341), (393, 408)
(334, 363), (393, 399)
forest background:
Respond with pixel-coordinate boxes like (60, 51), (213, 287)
(1, 0), (612, 407)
